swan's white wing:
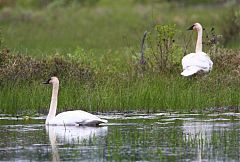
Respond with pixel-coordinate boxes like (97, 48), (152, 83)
(182, 53), (196, 70)
(181, 66), (202, 76)
(48, 110), (108, 126)
(195, 52), (213, 71)
(181, 52), (213, 76)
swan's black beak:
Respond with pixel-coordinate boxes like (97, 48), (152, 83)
(43, 78), (51, 84)
(187, 25), (194, 30)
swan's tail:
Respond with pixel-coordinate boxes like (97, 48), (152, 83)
(77, 118), (108, 126)
(99, 119), (108, 124)
(181, 66), (202, 76)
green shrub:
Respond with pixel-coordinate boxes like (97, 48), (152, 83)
(138, 24), (182, 73)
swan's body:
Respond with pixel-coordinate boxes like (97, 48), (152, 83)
(43, 77), (107, 126)
(181, 52), (213, 76)
(47, 110), (107, 126)
(181, 23), (213, 76)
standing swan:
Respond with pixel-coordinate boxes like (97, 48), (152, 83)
(181, 23), (213, 76)
(43, 77), (108, 126)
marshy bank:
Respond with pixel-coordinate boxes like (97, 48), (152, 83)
(1, 45), (240, 115)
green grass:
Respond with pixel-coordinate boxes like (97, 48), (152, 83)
(1, 72), (240, 115)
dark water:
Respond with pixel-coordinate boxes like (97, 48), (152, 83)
(0, 113), (240, 161)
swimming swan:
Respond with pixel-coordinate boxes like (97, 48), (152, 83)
(43, 77), (108, 126)
(181, 23), (213, 76)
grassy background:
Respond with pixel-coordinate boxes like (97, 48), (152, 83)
(0, 0), (238, 56)
(0, 0), (240, 115)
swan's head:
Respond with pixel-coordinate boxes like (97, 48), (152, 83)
(187, 23), (202, 31)
(43, 77), (59, 85)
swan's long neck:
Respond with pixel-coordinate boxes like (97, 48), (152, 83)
(46, 83), (59, 124)
(195, 28), (203, 53)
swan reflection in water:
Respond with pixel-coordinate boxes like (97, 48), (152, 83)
(46, 126), (108, 161)
(182, 121), (213, 161)
(183, 121), (213, 141)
